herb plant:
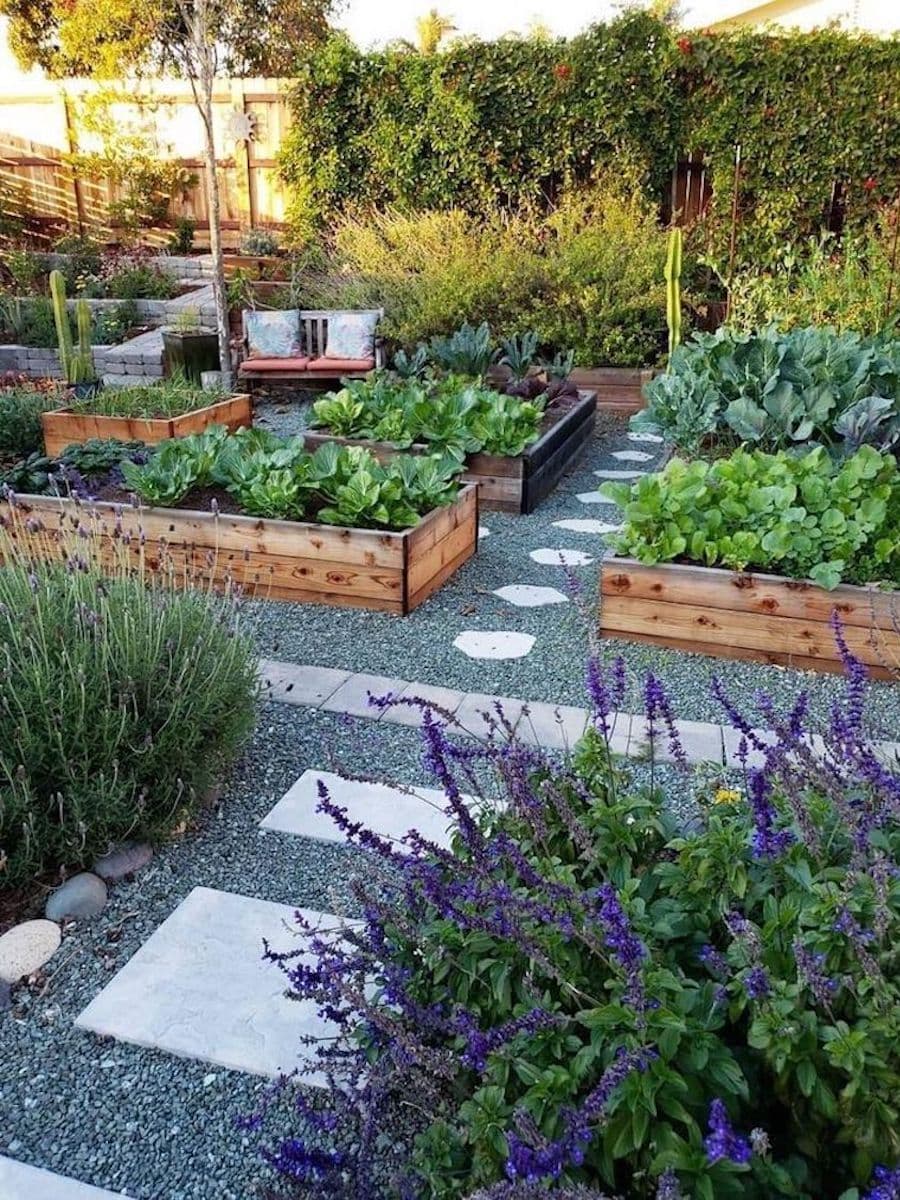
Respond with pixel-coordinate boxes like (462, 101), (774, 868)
(70, 372), (226, 419)
(252, 645), (900, 1199)
(0, 381), (62, 456)
(603, 445), (900, 589)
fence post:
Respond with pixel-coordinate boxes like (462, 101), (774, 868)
(61, 89), (85, 235)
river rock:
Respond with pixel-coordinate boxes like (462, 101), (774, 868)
(45, 873), (108, 921)
(0, 920), (61, 983)
(93, 841), (153, 881)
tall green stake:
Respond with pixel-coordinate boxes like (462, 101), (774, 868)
(664, 226), (683, 365)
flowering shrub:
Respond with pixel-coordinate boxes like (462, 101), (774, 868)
(254, 641), (900, 1199)
(0, 507), (258, 887)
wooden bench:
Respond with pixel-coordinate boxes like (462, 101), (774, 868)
(238, 308), (385, 385)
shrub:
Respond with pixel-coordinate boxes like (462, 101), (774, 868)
(727, 226), (900, 337)
(635, 325), (900, 454)
(240, 227), (281, 256)
(603, 444), (900, 589)
(98, 247), (176, 300)
(0, 512), (258, 888)
(297, 181), (669, 367)
(91, 300), (139, 345)
(0, 380), (61, 456)
(253, 649), (900, 1200)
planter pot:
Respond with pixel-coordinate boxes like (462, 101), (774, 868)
(599, 557), (900, 679)
(162, 331), (220, 383)
(5, 484), (479, 614)
(41, 393), (252, 457)
(305, 391), (597, 514)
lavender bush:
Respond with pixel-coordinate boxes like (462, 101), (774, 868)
(254, 627), (900, 1200)
(0, 496), (258, 887)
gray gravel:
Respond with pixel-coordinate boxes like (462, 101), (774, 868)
(247, 398), (900, 739)
(0, 702), (694, 1200)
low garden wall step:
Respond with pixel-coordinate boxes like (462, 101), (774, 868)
(0, 1157), (127, 1198)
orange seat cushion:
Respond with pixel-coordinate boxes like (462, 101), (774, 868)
(240, 356), (310, 373)
(307, 356), (376, 372)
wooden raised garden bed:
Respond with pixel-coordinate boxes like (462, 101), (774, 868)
(41, 393), (252, 456)
(5, 484), (478, 614)
(305, 390), (597, 514)
(599, 557), (900, 679)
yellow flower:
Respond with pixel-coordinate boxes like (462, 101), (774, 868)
(713, 787), (742, 806)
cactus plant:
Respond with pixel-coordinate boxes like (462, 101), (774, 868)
(664, 226), (683, 363)
(49, 268), (96, 387)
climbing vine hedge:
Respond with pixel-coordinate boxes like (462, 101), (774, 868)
(281, 12), (900, 264)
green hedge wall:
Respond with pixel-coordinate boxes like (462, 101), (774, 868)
(281, 12), (900, 263)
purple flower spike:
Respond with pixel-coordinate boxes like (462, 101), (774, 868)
(864, 1164), (900, 1200)
(704, 1098), (752, 1165)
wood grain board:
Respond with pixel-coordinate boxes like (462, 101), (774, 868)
(41, 394), (252, 456)
(3, 484), (478, 614)
(599, 558), (900, 678)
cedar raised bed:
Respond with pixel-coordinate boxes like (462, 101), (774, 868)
(41, 393), (252, 457)
(599, 557), (900, 679)
(5, 484), (478, 614)
(305, 390), (597, 514)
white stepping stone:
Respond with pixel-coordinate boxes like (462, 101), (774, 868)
(261, 769), (473, 850)
(76, 887), (347, 1083)
(628, 431), (663, 443)
(553, 519), (621, 535)
(453, 630), (535, 660)
(478, 525), (491, 539)
(612, 449), (654, 463)
(493, 584), (569, 608)
(529, 548), (594, 567)
(594, 469), (644, 480)
(0, 1157), (126, 1199)
(576, 491), (615, 505)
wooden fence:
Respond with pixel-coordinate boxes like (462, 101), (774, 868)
(0, 78), (292, 247)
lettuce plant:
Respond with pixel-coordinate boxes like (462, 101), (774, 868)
(604, 445), (900, 589)
(250, 639), (900, 1200)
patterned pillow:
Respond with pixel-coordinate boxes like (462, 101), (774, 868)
(245, 310), (303, 359)
(325, 311), (379, 360)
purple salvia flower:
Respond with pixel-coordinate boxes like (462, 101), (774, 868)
(597, 883), (646, 1012)
(704, 1098), (752, 1165)
(744, 965), (770, 1001)
(793, 939), (838, 1006)
(699, 944), (729, 978)
(747, 769), (794, 858)
(864, 1165), (900, 1200)
(655, 1168), (682, 1199)
(644, 672), (688, 769)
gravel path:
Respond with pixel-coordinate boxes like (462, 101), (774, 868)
(248, 397), (900, 738)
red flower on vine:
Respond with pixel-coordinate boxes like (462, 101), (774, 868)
(863, 176), (878, 192)
(553, 63), (572, 81)
(676, 36), (693, 55)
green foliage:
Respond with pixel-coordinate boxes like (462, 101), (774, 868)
(311, 373), (546, 460)
(0, 521), (258, 887)
(168, 216), (197, 255)
(727, 227), (900, 337)
(636, 326), (900, 454)
(120, 425), (461, 528)
(91, 299), (138, 345)
(282, 18), (900, 266)
(60, 437), (147, 479)
(239, 227), (281, 256)
(0, 295), (135, 349)
(604, 445), (900, 589)
(0, 383), (57, 456)
(0, 450), (55, 493)
(296, 183), (670, 367)
(70, 373), (225, 419)
(430, 322), (497, 377)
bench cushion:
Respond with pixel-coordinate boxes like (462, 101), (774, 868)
(245, 309), (303, 359)
(324, 311), (379, 361)
(307, 356), (376, 373)
(240, 356), (310, 373)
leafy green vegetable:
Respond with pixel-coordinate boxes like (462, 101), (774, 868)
(428, 321), (497, 377)
(605, 445), (900, 589)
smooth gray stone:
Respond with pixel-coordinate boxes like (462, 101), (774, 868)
(45, 873), (108, 922)
(93, 842), (153, 882)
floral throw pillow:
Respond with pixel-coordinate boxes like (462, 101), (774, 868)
(325, 312), (379, 360)
(246, 310), (303, 359)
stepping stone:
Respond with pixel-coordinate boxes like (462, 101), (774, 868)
(553, 519), (621, 535)
(576, 491), (614, 505)
(517, 702), (590, 750)
(321, 672), (406, 719)
(76, 887), (346, 1082)
(493, 584), (569, 608)
(453, 630), (535, 660)
(529, 548), (594, 567)
(45, 873), (107, 922)
(628, 431), (663, 443)
(454, 691), (528, 739)
(478, 525), (491, 539)
(261, 769), (471, 850)
(0, 920), (61, 983)
(380, 681), (465, 727)
(0, 1156), (127, 1198)
(611, 449), (654, 463)
(594, 469), (644, 481)
(93, 842), (152, 882)
(260, 659), (351, 708)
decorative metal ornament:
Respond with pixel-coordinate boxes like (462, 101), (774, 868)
(225, 109), (258, 143)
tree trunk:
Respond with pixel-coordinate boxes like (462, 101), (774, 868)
(200, 83), (233, 390)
